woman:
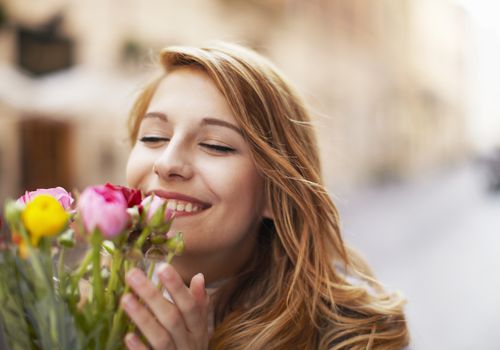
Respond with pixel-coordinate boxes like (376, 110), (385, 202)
(122, 42), (410, 349)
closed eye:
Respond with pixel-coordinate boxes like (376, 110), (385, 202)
(140, 136), (170, 143)
(200, 143), (235, 153)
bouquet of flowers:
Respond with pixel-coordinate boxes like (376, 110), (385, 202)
(0, 184), (184, 350)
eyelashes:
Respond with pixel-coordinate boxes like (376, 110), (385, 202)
(140, 136), (169, 143)
(200, 143), (235, 153)
(139, 136), (235, 154)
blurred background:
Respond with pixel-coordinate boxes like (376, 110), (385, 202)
(0, 0), (499, 348)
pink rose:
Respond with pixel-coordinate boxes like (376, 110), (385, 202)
(17, 187), (74, 210)
(78, 185), (129, 238)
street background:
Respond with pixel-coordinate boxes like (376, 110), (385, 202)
(0, 1), (499, 348)
(338, 161), (500, 349)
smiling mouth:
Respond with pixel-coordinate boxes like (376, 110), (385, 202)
(166, 199), (206, 217)
(147, 190), (212, 217)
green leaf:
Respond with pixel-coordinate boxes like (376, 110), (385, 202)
(0, 251), (32, 350)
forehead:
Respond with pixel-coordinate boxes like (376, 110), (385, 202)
(146, 68), (237, 125)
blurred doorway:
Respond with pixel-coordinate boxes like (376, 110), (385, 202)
(19, 118), (73, 191)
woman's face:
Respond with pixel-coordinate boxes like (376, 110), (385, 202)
(126, 68), (269, 282)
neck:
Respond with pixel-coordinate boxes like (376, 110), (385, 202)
(171, 233), (258, 285)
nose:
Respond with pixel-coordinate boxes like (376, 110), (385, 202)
(153, 138), (194, 181)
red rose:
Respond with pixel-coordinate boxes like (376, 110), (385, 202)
(104, 183), (142, 208)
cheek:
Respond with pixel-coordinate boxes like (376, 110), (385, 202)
(126, 147), (154, 188)
(203, 158), (264, 214)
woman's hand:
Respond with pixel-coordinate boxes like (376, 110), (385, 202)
(121, 264), (209, 350)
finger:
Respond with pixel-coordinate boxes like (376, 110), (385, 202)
(190, 272), (209, 341)
(157, 264), (208, 335)
(125, 268), (189, 348)
(189, 272), (208, 311)
(124, 333), (149, 350)
(121, 293), (175, 350)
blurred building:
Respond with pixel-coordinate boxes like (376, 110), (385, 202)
(0, 0), (475, 201)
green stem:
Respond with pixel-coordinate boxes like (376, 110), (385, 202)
(49, 307), (58, 347)
(105, 248), (122, 309)
(57, 245), (70, 349)
(70, 249), (93, 298)
(133, 227), (150, 251)
(40, 238), (54, 282)
(91, 230), (104, 313)
(104, 308), (126, 350)
(146, 260), (156, 280)
(147, 259), (165, 293)
(57, 246), (66, 296)
(42, 239), (59, 347)
(166, 251), (175, 264)
(18, 227), (60, 348)
(104, 260), (131, 350)
(124, 259), (137, 335)
(18, 227), (49, 287)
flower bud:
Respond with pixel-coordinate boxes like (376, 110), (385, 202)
(4, 200), (24, 225)
(57, 229), (76, 248)
(126, 247), (144, 264)
(166, 232), (184, 256)
(141, 195), (174, 231)
(150, 232), (168, 245)
(102, 240), (116, 255)
(126, 206), (141, 227)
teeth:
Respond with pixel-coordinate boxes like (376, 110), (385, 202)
(164, 199), (202, 213)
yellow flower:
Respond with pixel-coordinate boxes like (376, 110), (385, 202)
(21, 194), (69, 245)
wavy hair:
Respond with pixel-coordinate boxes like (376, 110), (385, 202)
(128, 42), (409, 349)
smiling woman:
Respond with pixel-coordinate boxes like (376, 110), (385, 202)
(127, 67), (268, 289)
(123, 42), (410, 350)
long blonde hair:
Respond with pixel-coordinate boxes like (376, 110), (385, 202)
(128, 42), (409, 349)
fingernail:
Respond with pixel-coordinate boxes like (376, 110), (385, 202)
(125, 333), (140, 347)
(121, 294), (138, 311)
(157, 262), (168, 274)
(158, 263), (173, 279)
(194, 273), (207, 296)
(126, 268), (143, 287)
(195, 273), (205, 285)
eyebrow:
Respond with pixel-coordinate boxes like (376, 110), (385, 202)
(144, 111), (167, 121)
(143, 112), (242, 135)
(201, 117), (242, 135)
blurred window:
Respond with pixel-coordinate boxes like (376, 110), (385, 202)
(20, 118), (73, 191)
